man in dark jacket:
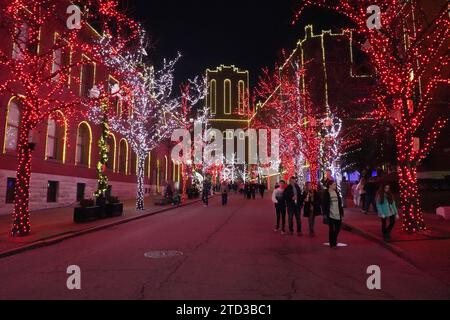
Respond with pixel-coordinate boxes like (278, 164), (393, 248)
(283, 177), (304, 236)
(202, 178), (211, 207)
(363, 177), (379, 214)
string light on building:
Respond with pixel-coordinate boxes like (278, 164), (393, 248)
(295, 0), (449, 232)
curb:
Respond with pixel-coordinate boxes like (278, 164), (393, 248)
(0, 197), (207, 260)
(342, 222), (421, 270)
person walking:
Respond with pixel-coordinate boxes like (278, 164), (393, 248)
(363, 177), (379, 214)
(322, 181), (344, 249)
(272, 180), (287, 235)
(341, 177), (349, 208)
(251, 183), (257, 200)
(303, 182), (322, 237)
(259, 183), (266, 199)
(202, 178), (211, 207)
(376, 184), (399, 242)
(357, 177), (367, 211)
(352, 181), (360, 207)
(220, 181), (229, 206)
(284, 177), (303, 236)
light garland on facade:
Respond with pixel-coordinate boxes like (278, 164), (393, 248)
(0, 0), (139, 236)
(295, 0), (449, 232)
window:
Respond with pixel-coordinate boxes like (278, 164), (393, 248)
(224, 79), (232, 115)
(47, 181), (59, 203)
(5, 178), (16, 204)
(79, 56), (95, 97)
(76, 123), (91, 167)
(76, 183), (86, 202)
(5, 99), (20, 152)
(12, 23), (27, 60)
(46, 115), (65, 161)
(118, 139), (128, 175)
(238, 81), (246, 114)
(52, 34), (71, 83)
(209, 80), (217, 114)
(108, 76), (121, 114)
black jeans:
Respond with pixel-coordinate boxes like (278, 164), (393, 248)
(329, 218), (342, 247)
(202, 193), (209, 206)
(382, 216), (396, 236)
(287, 204), (302, 233)
(275, 204), (286, 232)
(364, 194), (378, 213)
(308, 214), (316, 235)
(222, 193), (228, 206)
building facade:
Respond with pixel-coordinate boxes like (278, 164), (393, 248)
(0, 2), (179, 215)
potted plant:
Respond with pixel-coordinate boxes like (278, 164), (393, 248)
(96, 195), (108, 219)
(74, 199), (99, 223)
(106, 196), (124, 217)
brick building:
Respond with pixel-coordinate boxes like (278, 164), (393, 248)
(0, 2), (178, 215)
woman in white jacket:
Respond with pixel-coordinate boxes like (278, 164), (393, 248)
(272, 180), (287, 235)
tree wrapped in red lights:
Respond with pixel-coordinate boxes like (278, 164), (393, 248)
(295, 0), (449, 232)
(0, 0), (138, 236)
(172, 79), (208, 201)
(253, 62), (322, 188)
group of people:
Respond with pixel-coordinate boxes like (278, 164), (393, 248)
(242, 183), (266, 200)
(272, 177), (344, 248)
(201, 179), (236, 207)
(272, 175), (400, 246)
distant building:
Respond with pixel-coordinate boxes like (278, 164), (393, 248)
(206, 65), (251, 133)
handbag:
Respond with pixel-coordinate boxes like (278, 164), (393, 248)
(323, 215), (330, 225)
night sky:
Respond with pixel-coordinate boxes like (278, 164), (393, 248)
(126, 0), (347, 87)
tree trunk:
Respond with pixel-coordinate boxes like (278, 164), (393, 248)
(136, 155), (146, 211)
(398, 163), (426, 233)
(12, 127), (33, 237)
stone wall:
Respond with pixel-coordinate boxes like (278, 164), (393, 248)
(0, 169), (155, 215)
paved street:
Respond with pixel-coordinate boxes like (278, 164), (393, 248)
(0, 194), (449, 300)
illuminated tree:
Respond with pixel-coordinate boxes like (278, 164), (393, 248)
(0, 0), (138, 236)
(295, 0), (449, 232)
(253, 61), (323, 188)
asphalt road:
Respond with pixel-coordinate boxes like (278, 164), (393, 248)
(0, 194), (449, 300)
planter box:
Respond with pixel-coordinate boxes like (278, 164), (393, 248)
(74, 207), (100, 223)
(106, 203), (124, 218)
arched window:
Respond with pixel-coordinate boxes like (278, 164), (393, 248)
(76, 122), (92, 167)
(46, 112), (66, 162)
(118, 139), (129, 175)
(238, 80), (245, 114)
(210, 80), (217, 114)
(224, 79), (231, 115)
(106, 133), (116, 172)
(4, 98), (20, 152)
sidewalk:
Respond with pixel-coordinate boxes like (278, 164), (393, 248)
(343, 205), (450, 287)
(0, 196), (203, 258)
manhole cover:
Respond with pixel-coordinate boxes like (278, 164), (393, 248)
(144, 250), (183, 259)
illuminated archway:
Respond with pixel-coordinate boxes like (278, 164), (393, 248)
(118, 138), (129, 175)
(45, 110), (67, 163)
(75, 121), (92, 168)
